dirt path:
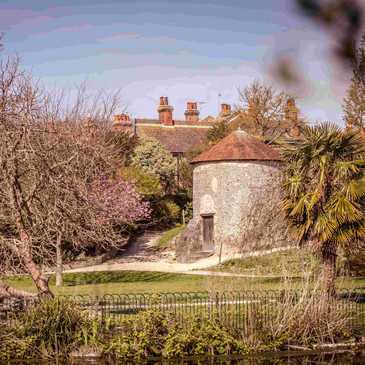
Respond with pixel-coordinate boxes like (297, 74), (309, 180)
(65, 239), (292, 277)
(115, 230), (167, 263)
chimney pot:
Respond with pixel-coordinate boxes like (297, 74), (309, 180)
(185, 101), (199, 122)
(113, 113), (132, 131)
(285, 98), (298, 123)
(114, 113), (130, 123)
(158, 96), (174, 126)
(220, 103), (232, 115)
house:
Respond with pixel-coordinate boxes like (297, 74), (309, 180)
(112, 97), (225, 157)
(175, 129), (289, 263)
(111, 96), (303, 156)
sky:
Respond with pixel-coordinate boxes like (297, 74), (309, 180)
(0, 0), (355, 125)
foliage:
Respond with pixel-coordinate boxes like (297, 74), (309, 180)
(281, 123), (365, 294)
(104, 130), (138, 165)
(177, 158), (193, 197)
(164, 200), (181, 222)
(152, 198), (182, 226)
(157, 225), (186, 247)
(131, 137), (177, 192)
(0, 299), (93, 359)
(118, 166), (162, 198)
(206, 120), (232, 145)
(162, 317), (247, 358)
(0, 325), (35, 361)
(0, 293), (355, 361)
(343, 35), (365, 129)
(104, 310), (170, 360)
(104, 311), (246, 360)
(184, 201), (193, 220)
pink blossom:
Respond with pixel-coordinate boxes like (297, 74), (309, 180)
(88, 177), (151, 225)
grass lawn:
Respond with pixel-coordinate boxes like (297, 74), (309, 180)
(157, 224), (186, 247)
(211, 248), (320, 277)
(4, 271), (205, 296)
(4, 270), (365, 296)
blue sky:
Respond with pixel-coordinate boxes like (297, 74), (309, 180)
(0, 0), (353, 124)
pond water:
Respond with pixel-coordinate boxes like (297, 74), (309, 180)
(7, 350), (365, 365)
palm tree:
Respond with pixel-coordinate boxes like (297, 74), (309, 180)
(282, 123), (365, 295)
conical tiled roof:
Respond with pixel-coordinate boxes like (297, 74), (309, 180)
(191, 129), (282, 164)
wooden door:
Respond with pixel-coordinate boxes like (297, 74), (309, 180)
(202, 215), (214, 251)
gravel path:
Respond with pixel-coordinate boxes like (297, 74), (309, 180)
(65, 241), (292, 277)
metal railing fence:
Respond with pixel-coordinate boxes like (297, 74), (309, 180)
(1, 289), (365, 334)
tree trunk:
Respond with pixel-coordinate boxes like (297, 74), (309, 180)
(20, 247), (54, 298)
(11, 225), (54, 298)
(321, 245), (337, 297)
(55, 234), (63, 287)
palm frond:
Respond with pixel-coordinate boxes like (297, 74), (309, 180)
(343, 177), (365, 200)
(281, 121), (365, 250)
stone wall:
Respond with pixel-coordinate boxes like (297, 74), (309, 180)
(175, 160), (292, 262)
(192, 160), (285, 255)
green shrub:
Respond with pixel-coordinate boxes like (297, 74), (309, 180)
(206, 120), (231, 145)
(104, 311), (247, 361)
(104, 310), (171, 360)
(163, 317), (247, 358)
(131, 137), (176, 191)
(24, 299), (91, 354)
(0, 292), (355, 361)
(0, 325), (36, 361)
(164, 200), (181, 222)
(157, 224), (186, 247)
(0, 298), (98, 359)
(183, 201), (193, 223)
(153, 198), (182, 225)
(118, 166), (162, 198)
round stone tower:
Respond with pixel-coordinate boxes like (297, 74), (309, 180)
(176, 129), (285, 262)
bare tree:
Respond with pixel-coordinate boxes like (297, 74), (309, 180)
(236, 81), (305, 142)
(0, 57), (149, 299)
(61, 81), (122, 126)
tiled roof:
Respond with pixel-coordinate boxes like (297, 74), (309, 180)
(133, 118), (215, 153)
(135, 124), (209, 154)
(135, 118), (214, 127)
(191, 130), (282, 164)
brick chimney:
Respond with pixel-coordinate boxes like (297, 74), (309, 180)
(285, 98), (298, 122)
(158, 96), (174, 126)
(184, 101), (200, 122)
(285, 98), (302, 138)
(220, 103), (232, 116)
(112, 113), (132, 132)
